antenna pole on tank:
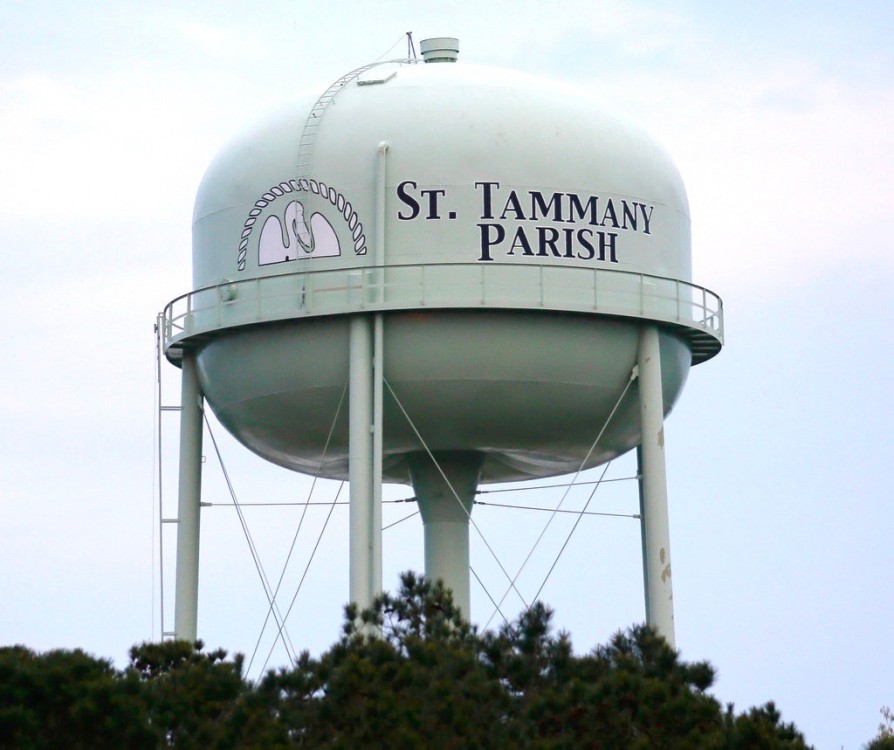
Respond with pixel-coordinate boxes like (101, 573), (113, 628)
(370, 143), (389, 602)
(174, 350), (204, 641)
(637, 324), (676, 648)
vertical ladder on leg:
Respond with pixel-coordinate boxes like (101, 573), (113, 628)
(155, 314), (181, 641)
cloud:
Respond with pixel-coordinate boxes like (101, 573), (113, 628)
(462, 3), (891, 295)
(663, 70), (894, 290)
(0, 66), (261, 224)
(517, 19), (894, 291)
(170, 18), (266, 60)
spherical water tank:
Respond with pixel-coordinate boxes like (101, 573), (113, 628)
(163, 46), (723, 485)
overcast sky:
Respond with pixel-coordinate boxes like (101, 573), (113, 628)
(2, 1), (892, 747)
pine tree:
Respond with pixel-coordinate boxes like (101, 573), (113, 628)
(0, 573), (824, 748)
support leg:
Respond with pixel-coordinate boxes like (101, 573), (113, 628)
(371, 313), (383, 601)
(637, 325), (676, 648)
(349, 315), (376, 613)
(174, 350), (204, 641)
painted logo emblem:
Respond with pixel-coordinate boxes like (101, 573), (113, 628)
(237, 178), (367, 271)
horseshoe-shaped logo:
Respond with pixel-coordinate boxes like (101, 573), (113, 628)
(237, 178), (367, 271)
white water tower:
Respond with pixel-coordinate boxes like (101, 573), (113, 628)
(160, 37), (723, 646)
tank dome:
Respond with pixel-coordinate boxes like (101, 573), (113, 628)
(192, 62), (691, 289)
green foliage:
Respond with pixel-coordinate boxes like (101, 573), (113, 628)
(0, 572), (826, 748)
(0, 644), (154, 749)
(252, 573), (513, 748)
(481, 605), (723, 748)
(128, 640), (248, 748)
(865, 706), (894, 749)
(721, 701), (811, 749)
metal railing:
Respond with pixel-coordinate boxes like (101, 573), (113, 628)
(162, 262), (723, 362)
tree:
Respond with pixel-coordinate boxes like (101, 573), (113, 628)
(865, 706), (894, 750)
(0, 645), (154, 749)
(128, 640), (249, 749)
(251, 573), (515, 748)
(245, 572), (812, 748)
(0, 573), (820, 748)
(721, 702), (811, 749)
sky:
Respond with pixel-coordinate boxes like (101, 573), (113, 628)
(1, 0), (892, 746)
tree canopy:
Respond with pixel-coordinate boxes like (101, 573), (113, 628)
(0, 572), (823, 748)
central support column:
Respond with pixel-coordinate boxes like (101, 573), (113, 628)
(174, 350), (204, 641)
(408, 451), (484, 618)
(637, 324), (676, 648)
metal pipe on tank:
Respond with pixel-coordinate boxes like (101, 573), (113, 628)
(375, 142), (388, 276)
(637, 324), (676, 647)
(174, 351), (204, 641)
(370, 142), (389, 603)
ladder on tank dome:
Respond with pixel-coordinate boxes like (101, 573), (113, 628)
(295, 57), (414, 182)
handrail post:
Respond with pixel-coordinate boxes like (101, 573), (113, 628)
(593, 267), (598, 310)
(640, 273), (645, 317)
(675, 279), (681, 323)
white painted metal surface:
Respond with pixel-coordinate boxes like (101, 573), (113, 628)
(409, 452), (483, 617)
(173, 352), (203, 641)
(348, 315), (376, 613)
(190, 63), (694, 292)
(637, 324), (676, 646)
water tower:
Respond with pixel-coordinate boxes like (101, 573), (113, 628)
(160, 37), (723, 647)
